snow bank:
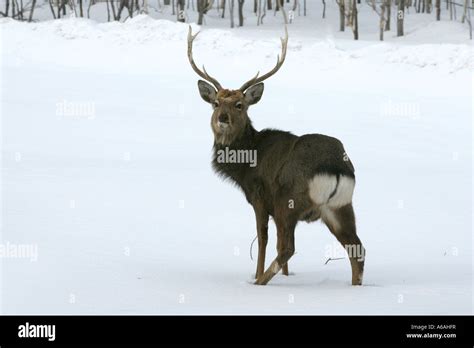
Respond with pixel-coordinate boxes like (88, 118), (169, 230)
(1, 16), (472, 74)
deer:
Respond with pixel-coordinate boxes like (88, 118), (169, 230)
(187, 26), (365, 286)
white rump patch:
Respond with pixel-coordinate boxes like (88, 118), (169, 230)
(308, 174), (355, 209)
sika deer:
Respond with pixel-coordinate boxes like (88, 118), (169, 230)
(187, 26), (365, 286)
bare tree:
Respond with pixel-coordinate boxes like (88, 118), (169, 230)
(177, 0), (185, 21)
(197, 0), (205, 24)
(48, 0), (56, 18)
(436, 0), (440, 20)
(28, 0), (36, 21)
(238, 0), (244, 26)
(106, 0), (111, 20)
(221, 0), (226, 17)
(397, 0), (405, 36)
(461, 0), (468, 23)
(368, 0), (388, 40)
(1, 0), (10, 17)
(385, 0), (391, 30)
(352, 0), (358, 39)
(336, 0), (345, 31)
(257, 0), (262, 24)
(78, 0), (83, 16)
(110, 0), (117, 19)
(229, 0), (234, 27)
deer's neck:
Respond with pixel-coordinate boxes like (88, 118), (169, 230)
(212, 122), (259, 196)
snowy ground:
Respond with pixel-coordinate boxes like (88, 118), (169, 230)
(0, 2), (472, 314)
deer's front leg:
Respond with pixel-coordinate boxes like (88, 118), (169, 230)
(255, 217), (296, 286)
(253, 204), (269, 279)
(277, 235), (290, 276)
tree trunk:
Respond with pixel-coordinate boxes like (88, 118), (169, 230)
(117, 0), (126, 20)
(385, 0), (391, 30)
(267, 0), (271, 9)
(397, 0), (404, 36)
(230, 0), (234, 27)
(461, 0), (468, 23)
(380, 2), (386, 41)
(48, 0), (56, 18)
(257, 0), (262, 23)
(338, 1), (345, 31)
(18, 0), (23, 19)
(4, 0), (9, 17)
(106, 0), (110, 20)
(221, 0), (226, 17)
(436, 0), (440, 20)
(322, 0), (325, 18)
(352, 0), (358, 39)
(198, 0), (204, 24)
(28, 0), (36, 21)
(238, 0), (244, 26)
(110, 0), (116, 19)
(177, 0), (185, 21)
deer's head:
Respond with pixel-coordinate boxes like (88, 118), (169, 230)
(187, 26), (288, 145)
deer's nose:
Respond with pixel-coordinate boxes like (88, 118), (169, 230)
(218, 114), (230, 123)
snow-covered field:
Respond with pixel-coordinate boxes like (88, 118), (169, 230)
(0, 2), (472, 314)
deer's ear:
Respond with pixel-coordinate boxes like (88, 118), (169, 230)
(244, 83), (264, 105)
(198, 80), (217, 104)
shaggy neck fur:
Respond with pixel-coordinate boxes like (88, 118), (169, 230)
(212, 120), (259, 193)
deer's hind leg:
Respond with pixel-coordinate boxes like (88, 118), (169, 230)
(321, 203), (365, 285)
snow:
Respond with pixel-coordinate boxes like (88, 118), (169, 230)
(0, 2), (472, 314)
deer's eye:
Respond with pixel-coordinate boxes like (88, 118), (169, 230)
(212, 101), (219, 109)
(235, 102), (243, 110)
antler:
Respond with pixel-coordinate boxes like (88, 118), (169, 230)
(187, 26), (223, 91)
(239, 26), (288, 92)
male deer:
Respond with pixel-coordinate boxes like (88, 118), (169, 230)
(187, 26), (365, 286)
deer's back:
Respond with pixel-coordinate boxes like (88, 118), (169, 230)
(257, 130), (355, 183)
